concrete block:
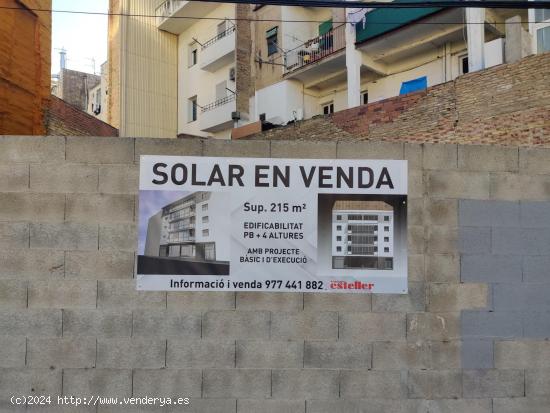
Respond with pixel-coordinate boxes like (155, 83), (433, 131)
(171, 399), (236, 413)
(0, 164), (29, 192)
(63, 369), (132, 398)
(372, 282), (425, 312)
(407, 370), (462, 399)
(426, 254), (459, 283)
(423, 144), (457, 170)
(203, 369), (271, 398)
(336, 141), (404, 159)
(495, 340), (550, 369)
(408, 225), (426, 254)
(519, 147), (550, 175)
(0, 193), (65, 222)
(430, 340), (461, 369)
(306, 399), (427, 413)
(27, 338), (96, 368)
(0, 136), (65, 163)
(167, 292), (235, 311)
(428, 171), (490, 199)
(490, 173), (550, 201)
(66, 194), (134, 223)
(462, 310), (523, 338)
(428, 283), (488, 312)
(272, 369), (339, 399)
(458, 227), (491, 254)
(462, 339), (494, 369)
(425, 198), (457, 227)
(458, 145), (518, 172)
(202, 311), (270, 340)
(0, 280), (27, 309)
(0, 249), (64, 279)
(463, 369), (524, 398)
(97, 280), (166, 310)
(408, 170), (424, 198)
(407, 198), (424, 227)
(340, 370), (403, 399)
(408, 254), (425, 282)
(461, 254), (522, 283)
(373, 341), (430, 370)
(492, 228), (550, 255)
(524, 256), (550, 283)
(521, 201), (550, 228)
(30, 164), (98, 193)
(526, 369), (550, 396)
(339, 313), (406, 341)
(237, 400), (304, 413)
(133, 369), (202, 398)
(28, 280), (97, 309)
(492, 397), (550, 413)
(0, 368), (61, 398)
(0, 309), (61, 337)
(30, 223), (98, 251)
(96, 338), (165, 368)
(427, 226), (458, 254)
(270, 311), (338, 340)
(236, 341), (303, 369)
(407, 312), (460, 341)
(98, 165), (139, 195)
(235, 292), (302, 311)
(203, 139), (270, 157)
(493, 283), (550, 311)
(66, 137), (134, 164)
(0, 337), (26, 368)
(65, 251), (134, 279)
(459, 199), (520, 227)
(428, 399), (491, 413)
(404, 143), (422, 170)
(132, 310), (201, 338)
(271, 140), (335, 159)
(63, 310), (132, 337)
(135, 138), (203, 161)
(0, 222), (29, 248)
(99, 223), (137, 251)
(523, 311), (550, 338)
(167, 339), (235, 369)
(304, 293), (371, 311)
(304, 341), (371, 369)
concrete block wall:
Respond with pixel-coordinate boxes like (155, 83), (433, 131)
(1, 136), (550, 412)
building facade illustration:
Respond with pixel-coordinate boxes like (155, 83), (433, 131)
(331, 200), (394, 270)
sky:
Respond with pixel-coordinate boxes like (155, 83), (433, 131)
(51, 0), (109, 75)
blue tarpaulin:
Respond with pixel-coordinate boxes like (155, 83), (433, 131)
(400, 76), (427, 95)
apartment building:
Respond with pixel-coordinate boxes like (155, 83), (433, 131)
(331, 200), (394, 270)
(144, 191), (230, 262)
(87, 62), (109, 123)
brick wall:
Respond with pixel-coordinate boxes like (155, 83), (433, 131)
(250, 52), (550, 147)
(1, 136), (550, 412)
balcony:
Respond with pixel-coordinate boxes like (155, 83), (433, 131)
(156, 0), (218, 35)
(200, 26), (236, 72)
(284, 24), (347, 88)
(199, 94), (236, 133)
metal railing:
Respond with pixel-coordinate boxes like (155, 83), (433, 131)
(201, 93), (236, 113)
(285, 24), (346, 73)
(155, 0), (186, 25)
(202, 26), (236, 50)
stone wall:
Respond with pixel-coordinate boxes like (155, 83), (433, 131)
(1, 136), (550, 412)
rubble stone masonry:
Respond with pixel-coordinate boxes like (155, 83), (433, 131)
(1, 135), (550, 412)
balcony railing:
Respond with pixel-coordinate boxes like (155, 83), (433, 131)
(155, 0), (185, 25)
(201, 93), (236, 113)
(202, 26), (236, 50)
(285, 24), (346, 73)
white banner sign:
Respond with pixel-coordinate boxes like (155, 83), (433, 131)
(137, 156), (408, 294)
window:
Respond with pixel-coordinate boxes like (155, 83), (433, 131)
(537, 26), (550, 53)
(336, 225), (342, 231)
(202, 216), (209, 223)
(188, 96), (197, 122)
(384, 216), (390, 222)
(202, 229), (209, 237)
(336, 236), (342, 241)
(535, 9), (550, 22)
(336, 246), (342, 252)
(202, 203), (208, 211)
(384, 237), (389, 242)
(384, 247), (389, 253)
(322, 102), (334, 115)
(266, 26), (278, 56)
(362, 91), (369, 105)
(459, 54), (469, 75)
(384, 226), (389, 232)
(336, 215), (342, 221)
(188, 43), (198, 67)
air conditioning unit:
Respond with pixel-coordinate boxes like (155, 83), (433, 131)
(229, 67), (236, 81)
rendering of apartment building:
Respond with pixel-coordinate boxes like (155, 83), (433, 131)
(144, 191), (230, 262)
(332, 200), (394, 270)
